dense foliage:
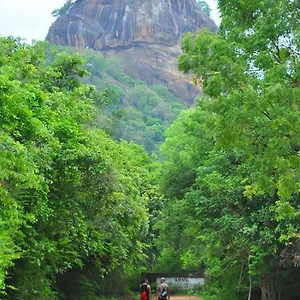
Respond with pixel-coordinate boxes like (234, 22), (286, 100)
(1, 1), (299, 299)
(0, 37), (161, 299)
(83, 49), (184, 154)
(157, 0), (300, 299)
(47, 46), (184, 154)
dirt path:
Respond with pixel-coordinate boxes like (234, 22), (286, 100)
(156, 297), (201, 300)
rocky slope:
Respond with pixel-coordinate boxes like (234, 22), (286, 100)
(47, 0), (217, 104)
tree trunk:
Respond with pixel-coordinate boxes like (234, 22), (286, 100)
(259, 274), (276, 300)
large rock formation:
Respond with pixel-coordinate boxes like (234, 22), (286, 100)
(47, 0), (217, 104)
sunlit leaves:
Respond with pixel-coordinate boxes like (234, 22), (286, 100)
(159, 0), (299, 298)
(0, 36), (157, 298)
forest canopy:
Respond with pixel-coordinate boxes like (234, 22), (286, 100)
(157, 0), (300, 299)
(0, 0), (299, 299)
(0, 37), (161, 299)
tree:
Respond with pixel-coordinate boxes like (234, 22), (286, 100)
(157, 0), (300, 299)
(178, 0), (300, 238)
(0, 37), (159, 299)
(196, 0), (211, 17)
(75, 47), (185, 154)
(52, 0), (73, 18)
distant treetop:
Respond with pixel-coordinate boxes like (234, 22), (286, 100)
(196, 0), (211, 16)
(52, 0), (73, 18)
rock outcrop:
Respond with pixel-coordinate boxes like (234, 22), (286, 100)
(47, 0), (217, 104)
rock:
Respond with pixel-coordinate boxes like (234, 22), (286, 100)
(47, 0), (217, 104)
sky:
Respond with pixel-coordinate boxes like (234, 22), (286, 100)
(0, 0), (221, 43)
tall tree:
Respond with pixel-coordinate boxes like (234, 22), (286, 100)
(156, 0), (300, 299)
(0, 37), (158, 299)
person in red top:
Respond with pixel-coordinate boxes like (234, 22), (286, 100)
(140, 278), (151, 300)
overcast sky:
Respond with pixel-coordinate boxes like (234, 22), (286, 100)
(0, 0), (221, 43)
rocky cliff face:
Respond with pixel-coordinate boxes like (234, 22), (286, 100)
(47, 0), (217, 104)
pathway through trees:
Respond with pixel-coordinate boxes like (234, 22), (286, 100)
(162, 296), (201, 300)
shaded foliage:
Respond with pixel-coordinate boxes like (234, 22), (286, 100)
(81, 48), (185, 153)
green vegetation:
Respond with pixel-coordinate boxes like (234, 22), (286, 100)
(52, 0), (73, 18)
(82, 48), (184, 153)
(0, 37), (161, 299)
(196, 1), (211, 17)
(49, 46), (184, 154)
(156, 0), (300, 299)
(1, 0), (299, 299)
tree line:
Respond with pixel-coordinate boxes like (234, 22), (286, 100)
(0, 0), (299, 299)
(156, 0), (300, 299)
(0, 37), (162, 299)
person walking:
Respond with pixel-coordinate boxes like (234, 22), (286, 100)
(156, 277), (170, 300)
(141, 278), (151, 300)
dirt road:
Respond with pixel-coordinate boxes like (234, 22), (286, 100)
(159, 297), (201, 300)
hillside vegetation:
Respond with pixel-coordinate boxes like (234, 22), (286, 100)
(47, 45), (185, 153)
(0, 0), (299, 299)
(0, 37), (162, 299)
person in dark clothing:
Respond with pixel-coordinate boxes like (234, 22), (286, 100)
(156, 277), (170, 300)
(140, 278), (151, 300)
